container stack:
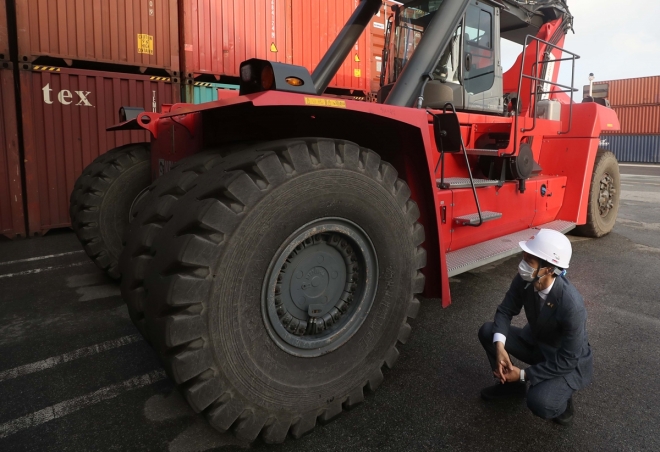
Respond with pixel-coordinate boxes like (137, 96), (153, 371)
(0, 0), (396, 239)
(1, 0), (181, 238)
(594, 76), (660, 163)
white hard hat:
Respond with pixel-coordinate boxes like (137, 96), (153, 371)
(519, 229), (572, 269)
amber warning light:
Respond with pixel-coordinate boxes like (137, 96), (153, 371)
(285, 77), (304, 86)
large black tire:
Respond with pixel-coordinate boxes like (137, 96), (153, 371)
(575, 148), (620, 238)
(119, 150), (228, 340)
(70, 143), (151, 279)
(141, 139), (425, 443)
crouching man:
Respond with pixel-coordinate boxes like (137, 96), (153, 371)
(478, 229), (593, 425)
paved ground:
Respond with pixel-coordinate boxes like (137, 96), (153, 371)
(0, 164), (658, 451)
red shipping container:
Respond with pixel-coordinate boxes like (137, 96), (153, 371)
(0, 63), (26, 239)
(601, 105), (660, 135)
(596, 76), (660, 107)
(180, 0), (292, 79)
(18, 65), (180, 236)
(1, 0), (9, 60)
(14, 0), (179, 73)
(290, 0), (369, 92)
(180, 0), (377, 93)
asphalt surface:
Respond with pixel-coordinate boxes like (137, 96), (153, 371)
(0, 164), (658, 451)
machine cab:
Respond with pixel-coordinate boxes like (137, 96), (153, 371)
(380, 0), (568, 115)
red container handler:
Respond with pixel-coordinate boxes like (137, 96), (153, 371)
(14, 0), (179, 74)
(179, 0), (292, 80)
(0, 0), (9, 60)
(18, 65), (180, 236)
(0, 63), (26, 239)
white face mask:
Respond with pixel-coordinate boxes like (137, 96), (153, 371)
(518, 259), (537, 282)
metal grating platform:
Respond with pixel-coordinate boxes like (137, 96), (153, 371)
(465, 148), (501, 156)
(446, 220), (576, 277)
(436, 177), (501, 189)
(455, 211), (502, 226)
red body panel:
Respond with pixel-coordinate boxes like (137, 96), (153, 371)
(0, 64), (26, 239)
(14, 0), (180, 73)
(19, 66), (179, 236)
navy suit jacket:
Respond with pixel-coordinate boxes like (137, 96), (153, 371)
(493, 274), (593, 389)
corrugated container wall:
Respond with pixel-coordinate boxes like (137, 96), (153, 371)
(180, 0), (376, 93)
(180, 0), (292, 79)
(0, 0), (9, 60)
(595, 76), (660, 107)
(0, 63), (26, 238)
(290, 0), (369, 92)
(14, 0), (179, 73)
(601, 105), (660, 135)
(600, 134), (660, 163)
(18, 66), (179, 236)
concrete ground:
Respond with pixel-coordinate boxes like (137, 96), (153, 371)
(0, 164), (658, 451)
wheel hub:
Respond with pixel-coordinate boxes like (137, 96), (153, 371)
(598, 172), (616, 217)
(262, 218), (378, 357)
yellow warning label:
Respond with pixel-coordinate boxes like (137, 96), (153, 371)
(138, 34), (154, 55)
(606, 123), (613, 127)
(270, 42), (278, 52)
(304, 98), (347, 108)
(354, 54), (361, 62)
(354, 69), (361, 77)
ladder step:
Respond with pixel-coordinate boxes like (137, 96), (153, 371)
(455, 211), (502, 225)
(465, 148), (500, 156)
(437, 177), (500, 189)
(446, 220), (576, 277)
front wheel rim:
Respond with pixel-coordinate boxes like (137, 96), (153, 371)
(262, 218), (378, 358)
(598, 172), (616, 217)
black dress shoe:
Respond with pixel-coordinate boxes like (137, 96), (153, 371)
(480, 382), (527, 401)
(553, 397), (574, 426)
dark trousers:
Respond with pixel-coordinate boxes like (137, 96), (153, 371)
(478, 322), (574, 419)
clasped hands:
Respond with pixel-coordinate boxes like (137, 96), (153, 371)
(494, 342), (520, 384)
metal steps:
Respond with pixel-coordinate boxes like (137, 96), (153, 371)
(465, 148), (500, 156)
(446, 220), (576, 277)
(436, 177), (500, 189)
(455, 211), (502, 225)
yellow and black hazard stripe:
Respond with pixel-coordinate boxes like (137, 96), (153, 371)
(194, 82), (212, 87)
(150, 76), (171, 82)
(33, 66), (61, 72)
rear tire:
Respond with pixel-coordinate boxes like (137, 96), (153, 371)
(119, 151), (227, 339)
(141, 139), (425, 443)
(70, 143), (151, 279)
(575, 149), (620, 238)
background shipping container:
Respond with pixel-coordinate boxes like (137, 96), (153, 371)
(595, 76), (660, 107)
(0, 63), (26, 238)
(180, 0), (292, 80)
(600, 134), (660, 163)
(18, 66), (179, 236)
(601, 105), (660, 135)
(14, 0), (180, 73)
(180, 0), (387, 94)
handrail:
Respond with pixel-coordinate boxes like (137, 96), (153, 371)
(510, 34), (580, 157)
(444, 102), (484, 227)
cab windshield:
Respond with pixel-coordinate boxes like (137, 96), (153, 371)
(387, 0), (461, 85)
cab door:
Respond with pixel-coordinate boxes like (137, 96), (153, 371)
(463, 1), (503, 113)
